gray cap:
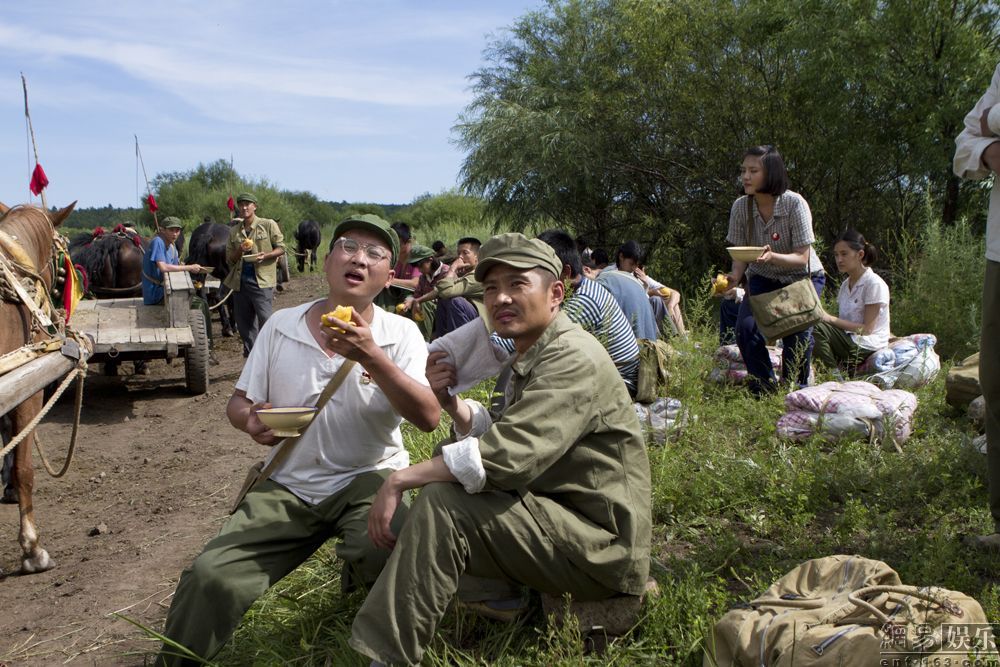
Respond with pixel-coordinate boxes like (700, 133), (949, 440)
(474, 233), (563, 282)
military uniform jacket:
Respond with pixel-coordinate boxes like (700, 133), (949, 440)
(478, 312), (652, 595)
(431, 273), (486, 320)
(224, 216), (285, 290)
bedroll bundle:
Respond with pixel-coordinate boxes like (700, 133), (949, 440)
(776, 381), (917, 446)
(856, 334), (940, 389)
(710, 344), (782, 384)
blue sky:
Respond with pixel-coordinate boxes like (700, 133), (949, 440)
(0, 1), (540, 208)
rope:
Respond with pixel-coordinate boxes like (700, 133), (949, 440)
(209, 286), (234, 311)
(32, 362), (85, 477)
(0, 363), (85, 460)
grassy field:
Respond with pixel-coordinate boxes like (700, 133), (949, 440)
(193, 306), (999, 666)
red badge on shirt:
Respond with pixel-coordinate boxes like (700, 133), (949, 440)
(772, 232), (780, 241)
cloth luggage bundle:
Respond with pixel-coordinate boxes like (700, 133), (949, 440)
(710, 344), (782, 384)
(703, 554), (996, 666)
(776, 380), (917, 446)
(633, 397), (685, 445)
(945, 351), (982, 408)
(856, 334), (940, 389)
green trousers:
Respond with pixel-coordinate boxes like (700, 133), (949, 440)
(349, 482), (617, 666)
(158, 471), (406, 666)
(811, 320), (875, 372)
(982, 261), (1000, 533)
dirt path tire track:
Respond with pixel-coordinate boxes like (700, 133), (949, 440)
(0, 274), (327, 665)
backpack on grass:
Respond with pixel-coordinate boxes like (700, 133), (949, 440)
(703, 555), (995, 666)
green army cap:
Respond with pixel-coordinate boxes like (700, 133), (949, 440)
(236, 192), (257, 204)
(474, 232), (563, 282)
(331, 214), (400, 265)
(407, 244), (435, 264)
(162, 216), (183, 229)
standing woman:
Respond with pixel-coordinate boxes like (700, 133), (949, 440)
(812, 230), (890, 372)
(726, 145), (826, 395)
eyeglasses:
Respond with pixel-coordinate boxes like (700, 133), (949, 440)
(333, 237), (390, 263)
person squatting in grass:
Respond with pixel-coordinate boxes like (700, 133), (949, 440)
(725, 144), (826, 396)
(954, 61), (1000, 550)
(406, 236), (485, 339)
(156, 214), (440, 666)
(349, 232), (652, 666)
(811, 230), (891, 374)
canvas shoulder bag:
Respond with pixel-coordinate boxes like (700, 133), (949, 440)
(230, 358), (357, 514)
(635, 338), (673, 404)
(703, 554), (996, 667)
(744, 196), (824, 342)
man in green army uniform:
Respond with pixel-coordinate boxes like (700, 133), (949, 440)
(224, 192), (285, 357)
(349, 232), (652, 666)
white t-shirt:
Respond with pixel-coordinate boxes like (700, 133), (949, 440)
(837, 267), (890, 351)
(235, 299), (429, 505)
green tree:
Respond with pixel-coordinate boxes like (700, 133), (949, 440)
(456, 0), (1000, 292)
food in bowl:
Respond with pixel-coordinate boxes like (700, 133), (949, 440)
(256, 407), (318, 437)
(727, 246), (766, 263)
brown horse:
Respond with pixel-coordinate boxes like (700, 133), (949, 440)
(68, 225), (146, 298)
(0, 200), (76, 574)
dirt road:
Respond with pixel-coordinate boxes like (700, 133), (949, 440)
(0, 273), (328, 665)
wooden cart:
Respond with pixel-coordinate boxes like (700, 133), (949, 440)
(71, 271), (210, 394)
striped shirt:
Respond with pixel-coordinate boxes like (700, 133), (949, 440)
(495, 277), (640, 393)
(726, 191), (824, 282)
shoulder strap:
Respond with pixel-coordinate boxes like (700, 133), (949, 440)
(746, 195), (755, 242)
(255, 358), (358, 481)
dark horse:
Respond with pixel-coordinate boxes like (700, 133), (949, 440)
(0, 200), (76, 573)
(186, 222), (235, 337)
(294, 219), (321, 272)
(68, 225), (147, 298)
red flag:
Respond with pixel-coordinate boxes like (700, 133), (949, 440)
(147, 194), (158, 212)
(29, 163), (49, 195)
(227, 196), (235, 211)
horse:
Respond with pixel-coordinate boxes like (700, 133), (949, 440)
(294, 219), (321, 272)
(0, 200), (76, 574)
(69, 226), (149, 375)
(186, 222), (235, 337)
(68, 225), (146, 298)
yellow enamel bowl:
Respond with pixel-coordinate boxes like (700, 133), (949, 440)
(256, 407), (318, 437)
(727, 246), (765, 263)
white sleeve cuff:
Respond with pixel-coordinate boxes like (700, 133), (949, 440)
(442, 437), (487, 494)
(454, 399), (492, 439)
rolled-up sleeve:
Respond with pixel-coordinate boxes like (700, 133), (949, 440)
(955, 63), (1000, 180)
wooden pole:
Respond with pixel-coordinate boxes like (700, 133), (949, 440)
(135, 135), (160, 232)
(21, 73), (48, 211)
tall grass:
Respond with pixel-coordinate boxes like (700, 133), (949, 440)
(167, 317), (1000, 667)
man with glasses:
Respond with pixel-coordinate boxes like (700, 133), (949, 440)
(158, 214), (441, 665)
(224, 192), (286, 357)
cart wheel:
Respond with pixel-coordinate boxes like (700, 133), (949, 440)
(185, 309), (210, 394)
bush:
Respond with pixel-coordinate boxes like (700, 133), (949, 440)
(891, 218), (984, 359)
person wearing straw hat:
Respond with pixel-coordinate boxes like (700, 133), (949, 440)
(224, 192), (286, 357)
(158, 214), (440, 665)
(349, 232), (652, 666)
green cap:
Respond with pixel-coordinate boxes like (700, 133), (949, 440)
(331, 214), (400, 265)
(162, 216), (183, 229)
(474, 232), (563, 281)
(236, 192), (257, 204)
(407, 244), (435, 264)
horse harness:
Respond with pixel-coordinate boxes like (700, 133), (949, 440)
(0, 227), (66, 338)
